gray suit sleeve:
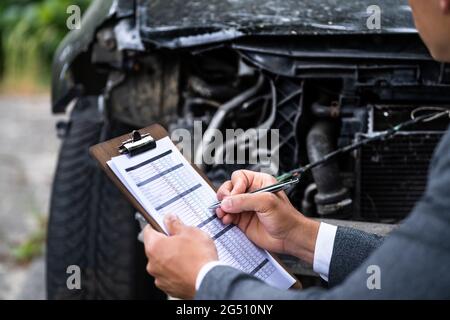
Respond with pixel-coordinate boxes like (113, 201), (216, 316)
(196, 201), (450, 299)
(196, 127), (450, 300)
(328, 227), (384, 287)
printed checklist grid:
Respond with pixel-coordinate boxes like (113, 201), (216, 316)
(108, 137), (295, 289)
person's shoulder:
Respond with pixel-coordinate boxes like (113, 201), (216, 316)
(424, 126), (450, 210)
(430, 127), (450, 170)
(437, 126), (450, 150)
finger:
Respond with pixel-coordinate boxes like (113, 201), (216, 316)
(220, 192), (278, 213)
(164, 213), (186, 235)
(230, 170), (251, 195)
(143, 225), (165, 256)
(154, 278), (162, 290)
(146, 261), (157, 276)
(146, 259), (163, 278)
(143, 224), (162, 243)
(216, 207), (225, 219)
(217, 181), (233, 201)
(222, 213), (239, 225)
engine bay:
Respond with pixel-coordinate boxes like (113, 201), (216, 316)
(91, 32), (450, 224)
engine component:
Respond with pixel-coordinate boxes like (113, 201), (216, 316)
(202, 76), (303, 184)
(355, 105), (450, 220)
(301, 183), (318, 216)
(311, 101), (341, 118)
(357, 133), (442, 220)
(195, 75), (265, 169)
(306, 120), (352, 216)
(109, 54), (180, 128)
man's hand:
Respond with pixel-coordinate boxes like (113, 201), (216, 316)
(216, 170), (320, 264)
(143, 214), (218, 299)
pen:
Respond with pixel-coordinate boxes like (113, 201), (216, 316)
(208, 177), (300, 210)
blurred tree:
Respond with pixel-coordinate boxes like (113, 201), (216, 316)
(0, 0), (91, 91)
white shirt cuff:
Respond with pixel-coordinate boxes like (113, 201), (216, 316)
(313, 222), (338, 282)
(195, 261), (228, 291)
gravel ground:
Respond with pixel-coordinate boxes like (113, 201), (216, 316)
(0, 94), (61, 300)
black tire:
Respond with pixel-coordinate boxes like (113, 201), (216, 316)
(46, 97), (165, 300)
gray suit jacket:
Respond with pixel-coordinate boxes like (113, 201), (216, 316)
(196, 127), (450, 300)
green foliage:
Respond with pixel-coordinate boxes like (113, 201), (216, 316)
(0, 0), (91, 91)
(10, 214), (47, 264)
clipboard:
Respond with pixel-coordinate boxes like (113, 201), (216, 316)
(89, 124), (301, 289)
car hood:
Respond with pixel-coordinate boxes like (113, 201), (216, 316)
(139, 0), (416, 48)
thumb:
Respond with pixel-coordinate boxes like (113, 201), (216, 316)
(143, 224), (158, 241)
(164, 213), (186, 235)
(143, 224), (165, 245)
(220, 192), (277, 214)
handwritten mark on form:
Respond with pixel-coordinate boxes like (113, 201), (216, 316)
(108, 137), (295, 289)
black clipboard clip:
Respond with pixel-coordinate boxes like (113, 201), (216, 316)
(119, 130), (156, 157)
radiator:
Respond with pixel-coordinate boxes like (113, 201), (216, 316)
(356, 133), (443, 221)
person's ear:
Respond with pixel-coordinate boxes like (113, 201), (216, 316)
(440, 0), (450, 14)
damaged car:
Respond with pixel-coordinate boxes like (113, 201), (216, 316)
(47, 0), (450, 299)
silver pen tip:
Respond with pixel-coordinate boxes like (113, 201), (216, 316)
(208, 202), (221, 210)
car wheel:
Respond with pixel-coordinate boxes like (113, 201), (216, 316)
(46, 96), (165, 300)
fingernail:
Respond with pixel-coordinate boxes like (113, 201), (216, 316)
(165, 213), (178, 222)
(221, 198), (233, 210)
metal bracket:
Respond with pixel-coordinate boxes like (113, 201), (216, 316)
(118, 130), (156, 156)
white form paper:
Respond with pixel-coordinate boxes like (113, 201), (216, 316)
(108, 136), (296, 290)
